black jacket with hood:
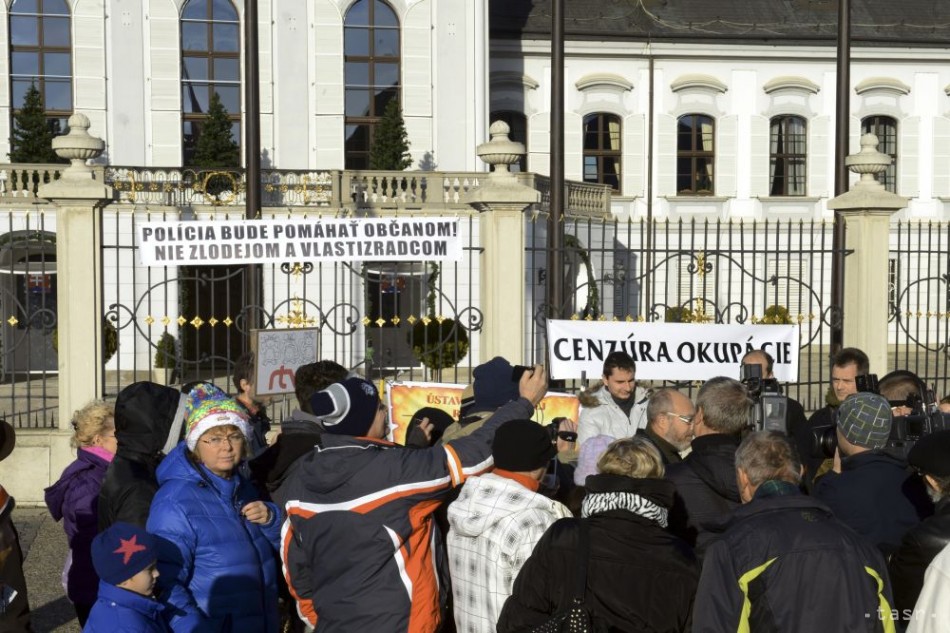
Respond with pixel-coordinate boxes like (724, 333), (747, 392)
(665, 433), (742, 558)
(97, 382), (185, 530)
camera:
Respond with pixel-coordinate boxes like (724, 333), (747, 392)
(809, 372), (881, 459)
(740, 363), (787, 433)
(511, 365), (534, 382)
(810, 370), (949, 460)
(546, 417), (578, 444)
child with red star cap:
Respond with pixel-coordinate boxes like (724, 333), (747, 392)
(85, 522), (169, 632)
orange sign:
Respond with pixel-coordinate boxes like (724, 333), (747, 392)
(385, 381), (580, 445)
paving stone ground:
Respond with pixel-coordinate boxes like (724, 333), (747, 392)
(16, 506), (80, 633)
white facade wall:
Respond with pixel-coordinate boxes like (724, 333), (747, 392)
(492, 40), (950, 222)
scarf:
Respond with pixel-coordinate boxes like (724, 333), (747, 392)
(581, 489), (669, 527)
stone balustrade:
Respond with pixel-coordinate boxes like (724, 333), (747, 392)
(0, 163), (613, 218)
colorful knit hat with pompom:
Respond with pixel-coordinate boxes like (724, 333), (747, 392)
(183, 383), (251, 451)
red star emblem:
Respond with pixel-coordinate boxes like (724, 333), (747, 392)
(113, 535), (147, 565)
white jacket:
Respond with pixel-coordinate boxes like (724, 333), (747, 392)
(908, 542), (950, 633)
(577, 384), (650, 447)
(446, 472), (572, 633)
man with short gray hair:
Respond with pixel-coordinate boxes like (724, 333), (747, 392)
(694, 431), (897, 632)
(665, 377), (752, 556)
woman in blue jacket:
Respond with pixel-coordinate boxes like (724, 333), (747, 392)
(147, 384), (281, 632)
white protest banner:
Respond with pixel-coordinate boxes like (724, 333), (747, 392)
(136, 217), (462, 266)
(547, 320), (800, 382)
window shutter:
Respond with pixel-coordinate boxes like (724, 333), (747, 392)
(565, 111), (583, 182)
(656, 114), (676, 197)
(750, 115), (769, 197)
(766, 257), (805, 319)
(899, 117), (920, 198)
(717, 115), (738, 197)
(624, 114), (645, 198)
(529, 112), (550, 176)
(934, 117), (950, 198)
(810, 116), (830, 198)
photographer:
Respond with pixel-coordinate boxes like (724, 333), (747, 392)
(740, 349), (807, 436)
(793, 347), (868, 490)
(812, 392), (932, 554)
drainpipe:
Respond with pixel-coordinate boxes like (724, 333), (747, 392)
(644, 52), (654, 316)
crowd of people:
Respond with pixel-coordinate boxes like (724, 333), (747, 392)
(0, 346), (944, 631)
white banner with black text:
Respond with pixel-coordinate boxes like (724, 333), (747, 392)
(546, 320), (800, 382)
(136, 217), (462, 266)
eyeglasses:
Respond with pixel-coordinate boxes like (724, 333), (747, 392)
(200, 433), (245, 448)
(665, 412), (695, 425)
(556, 431), (578, 443)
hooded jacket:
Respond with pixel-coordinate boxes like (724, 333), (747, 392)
(497, 475), (699, 633)
(99, 382), (185, 530)
(84, 581), (169, 633)
(890, 497), (950, 622)
(577, 384), (649, 447)
(146, 443), (281, 633)
(44, 447), (111, 606)
(446, 472), (571, 633)
(694, 489), (896, 633)
(665, 433), (742, 558)
(280, 395), (535, 633)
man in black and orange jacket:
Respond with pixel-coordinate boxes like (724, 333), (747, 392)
(279, 367), (548, 632)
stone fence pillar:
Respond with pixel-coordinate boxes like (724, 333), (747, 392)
(828, 133), (907, 374)
(465, 121), (540, 363)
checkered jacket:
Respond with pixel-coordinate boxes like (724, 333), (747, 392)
(447, 472), (572, 633)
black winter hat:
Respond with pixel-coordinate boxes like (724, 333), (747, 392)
(908, 429), (950, 477)
(492, 419), (557, 472)
(310, 378), (381, 437)
(472, 357), (520, 413)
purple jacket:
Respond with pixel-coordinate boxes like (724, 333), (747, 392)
(45, 448), (111, 606)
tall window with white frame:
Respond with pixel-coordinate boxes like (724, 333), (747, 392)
(582, 113), (621, 192)
(677, 114), (715, 195)
(861, 115), (897, 193)
(9, 0), (72, 136)
(769, 115), (807, 196)
(180, 0), (241, 166)
(344, 0), (401, 169)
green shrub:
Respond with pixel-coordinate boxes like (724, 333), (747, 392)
(409, 319), (469, 371)
(155, 332), (178, 368)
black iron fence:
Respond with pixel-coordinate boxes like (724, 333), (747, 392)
(890, 220), (950, 401)
(525, 216), (840, 412)
(100, 207), (482, 419)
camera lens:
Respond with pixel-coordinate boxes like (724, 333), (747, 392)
(820, 426), (837, 458)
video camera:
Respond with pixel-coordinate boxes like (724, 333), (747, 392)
(810, 370), (950, 459)
(740, 364), (788, 433)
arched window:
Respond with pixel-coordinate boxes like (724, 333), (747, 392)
(769, 115), (807, 196)
(9, 0), (72, 136)
(180, 0), (241, 165)
(677, 114), (714, 195)
(861, 115), (897, 193)
(490, 110), (527, 172)
(583, 113), (621, 191)
(344, 0), (400, 169)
